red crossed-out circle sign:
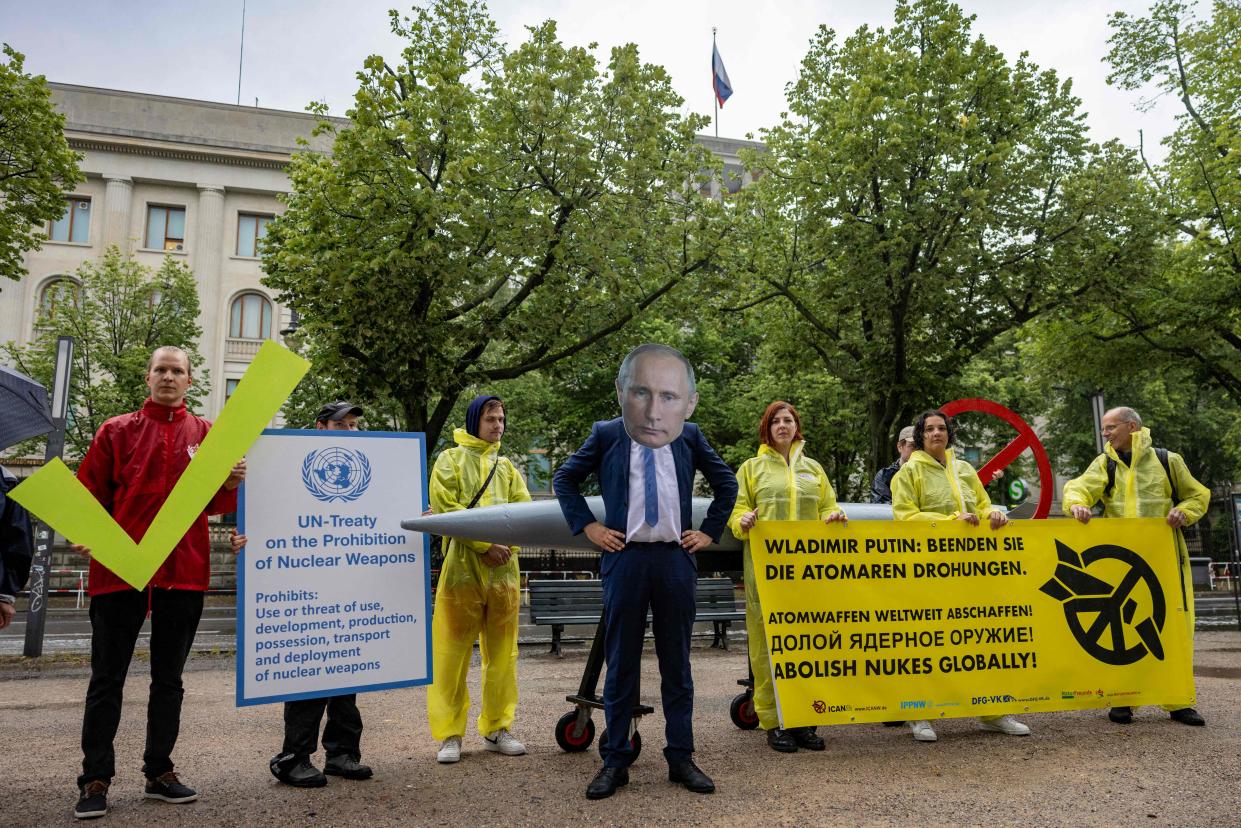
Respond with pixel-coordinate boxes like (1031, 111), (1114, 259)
(939, 398), (1054, 519)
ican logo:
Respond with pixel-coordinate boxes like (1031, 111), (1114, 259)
(302, 446), (373, 503)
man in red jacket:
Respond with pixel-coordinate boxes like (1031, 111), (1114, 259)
(71, 346), (245, 820)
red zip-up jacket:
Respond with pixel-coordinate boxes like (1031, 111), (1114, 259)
(77, 398), (237, 596)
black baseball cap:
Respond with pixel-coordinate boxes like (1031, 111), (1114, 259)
(315, 401), (363, 423)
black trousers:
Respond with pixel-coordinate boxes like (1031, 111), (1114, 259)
(599, 541), (697, 768)
(79, 588), (204, 786)
(282, 695), (363, 760)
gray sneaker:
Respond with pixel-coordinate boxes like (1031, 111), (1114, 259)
(324, 755), (373, 780)
(270, 752), (327, 788)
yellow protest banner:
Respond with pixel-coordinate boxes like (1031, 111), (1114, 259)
(749, 518), (1194, 728)
(9, 340), (309, 590)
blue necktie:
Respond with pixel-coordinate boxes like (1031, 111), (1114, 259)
(643, 446), (659, 527)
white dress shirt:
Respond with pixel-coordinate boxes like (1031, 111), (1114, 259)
(626, 440), (681, 543)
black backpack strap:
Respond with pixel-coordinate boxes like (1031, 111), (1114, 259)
(1105, 448), (1179, 504)
(1153, 448), (1179, 505)
(467, 458), (501, 510)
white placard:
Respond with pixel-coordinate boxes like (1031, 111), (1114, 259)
(236, 429), (431, 706)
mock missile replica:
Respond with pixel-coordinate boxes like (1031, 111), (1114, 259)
(402, 497), (895, 556)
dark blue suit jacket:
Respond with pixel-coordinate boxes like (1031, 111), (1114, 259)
(553, 418), (737, 543)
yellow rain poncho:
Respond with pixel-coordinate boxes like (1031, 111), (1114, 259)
(728, 441), (844, 730)
(427, 428), (532, 740)
(890, 449), (999, 522)
(1062, 426), (1210, 708)
(892, 447), (1016, 728)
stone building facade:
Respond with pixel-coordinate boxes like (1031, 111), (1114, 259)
(1, 83), (760, 423)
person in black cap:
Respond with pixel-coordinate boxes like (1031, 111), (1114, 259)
(236, 401), (374, 787)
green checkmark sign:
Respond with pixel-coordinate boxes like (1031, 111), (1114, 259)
(9, 340), (309, 590)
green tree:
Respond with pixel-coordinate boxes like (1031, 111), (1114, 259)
(1103, 0), (1241, 402)
(732, 0), (1158, 476)
(262, 0), (725, 450)
(4, 247), (206, 458)
(0, 44), (83, 280)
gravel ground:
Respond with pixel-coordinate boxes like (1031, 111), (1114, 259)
(2, 631), (1239, 827)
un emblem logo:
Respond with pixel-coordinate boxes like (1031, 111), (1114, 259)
(302, 446), (372, 503)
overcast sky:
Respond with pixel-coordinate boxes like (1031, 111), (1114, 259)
(4, 0), (1182, 158)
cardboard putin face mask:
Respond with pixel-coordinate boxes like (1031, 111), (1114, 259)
(617, 352), (698, 449)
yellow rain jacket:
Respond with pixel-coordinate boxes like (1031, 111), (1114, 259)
(728, 441), (844, 730)
(1062, 426), (1209, 708)
(890, 449), (1000, 522)
(892, 447), (1016, 726)
(427, 428), (532, 740)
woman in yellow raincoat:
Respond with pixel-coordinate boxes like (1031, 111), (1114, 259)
(728, 401), (847, 753)
(890, 409), (1030, 743)
(428, 395), (531, 764)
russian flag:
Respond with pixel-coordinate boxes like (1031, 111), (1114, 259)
(712, 43), (733, 107)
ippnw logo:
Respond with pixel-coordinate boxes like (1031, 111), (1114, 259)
(1040, 540), (1166, 666)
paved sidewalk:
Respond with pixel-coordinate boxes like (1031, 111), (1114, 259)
(2, 632), (1239, 826)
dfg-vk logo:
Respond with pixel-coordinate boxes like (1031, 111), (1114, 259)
(302, 446), (372, 503)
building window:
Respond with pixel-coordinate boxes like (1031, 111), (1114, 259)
(38, 278), (80, 319)
(146, 205), (186, 251)
(236, 213), (272, 258)
(225, 378), (241, 400)
(525, 449), (551, 493)
(229, 292), (273, 340)
(49, 197), (91, 243)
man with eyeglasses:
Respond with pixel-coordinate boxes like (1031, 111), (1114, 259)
(1062, 406), (1211, 727)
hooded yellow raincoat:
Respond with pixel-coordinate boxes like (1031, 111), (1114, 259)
(728, 441), (844, 730)
(1062, 426), (1209, 708)
(427, 428), (532, 740)
(892, 447), (1016, 726)
(890, 449), (1000, 522)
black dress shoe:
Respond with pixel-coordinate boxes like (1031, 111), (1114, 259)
(586, 766), (629, 800)
(668, 760), (715, 794)
(1108, 706), (1133, 724)
(1170, 707), (1206, 726)
(269, 754), (327, 788)
(324, 755), (373, 780)
(766, 728), (798, 753)
(792, 726), (826, 751)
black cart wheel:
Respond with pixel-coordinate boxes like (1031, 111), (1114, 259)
(598, 728), (642, 761)
(730, 691), (759, 730)
(555, 710), (596, 752)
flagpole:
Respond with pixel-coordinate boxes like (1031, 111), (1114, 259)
(712, 27), (719, 138)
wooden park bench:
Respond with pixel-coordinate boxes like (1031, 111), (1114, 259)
(529, 576), (744, 656)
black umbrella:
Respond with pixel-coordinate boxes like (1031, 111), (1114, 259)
(0, 365), (54, 451)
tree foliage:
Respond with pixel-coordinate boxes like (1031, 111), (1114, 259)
(261, 0), (726, 450)
(1103, 0), (1241, 402)
(4, 247), (206, 459)
(731, 0), (1158, 476)
(0, 44), (83, 280)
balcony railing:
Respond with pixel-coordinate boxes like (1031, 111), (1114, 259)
(225, 337), (264, 358)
